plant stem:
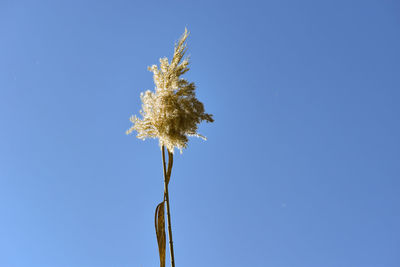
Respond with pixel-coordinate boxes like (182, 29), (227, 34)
(162, 146), (175, 267)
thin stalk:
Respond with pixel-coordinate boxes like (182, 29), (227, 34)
(162, 146), (175, 267)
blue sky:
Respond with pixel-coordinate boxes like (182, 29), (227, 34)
(1, 0), (399, 266)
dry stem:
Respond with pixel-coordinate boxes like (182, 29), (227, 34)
(162, 146), (175, 267)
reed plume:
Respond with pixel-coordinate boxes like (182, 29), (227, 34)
(127, 28), (213, 267)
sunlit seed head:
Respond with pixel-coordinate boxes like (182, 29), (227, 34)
(127, 28), (214, 153)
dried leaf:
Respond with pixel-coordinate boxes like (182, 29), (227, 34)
(166, 151), (173, 185)
(155, 201), (166, 267)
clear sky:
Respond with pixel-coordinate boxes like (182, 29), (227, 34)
(1, 1), (399, 267)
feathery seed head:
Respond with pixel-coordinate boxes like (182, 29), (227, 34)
(126, 28), (214, 153)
